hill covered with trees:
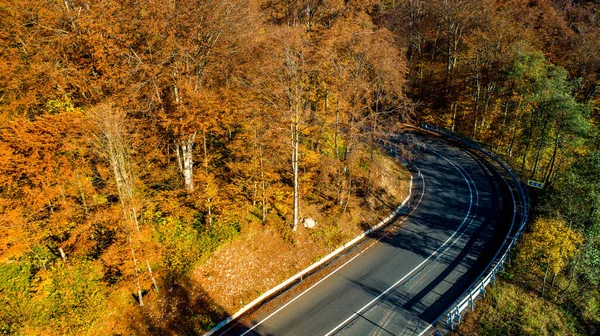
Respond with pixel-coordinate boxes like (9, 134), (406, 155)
(1, 0), (599, 335)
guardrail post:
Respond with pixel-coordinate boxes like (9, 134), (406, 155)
(469, 293), (475, 311)
(446, 315), (454, 330)
(480, 287), (486, 299)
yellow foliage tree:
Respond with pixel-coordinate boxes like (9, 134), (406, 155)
(519, 217), (583, 295)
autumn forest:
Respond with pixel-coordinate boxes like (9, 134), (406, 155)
(1, 0), (599, 335)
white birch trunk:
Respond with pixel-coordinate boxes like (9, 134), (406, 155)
(176, 144), (183, 173)
(180, 132), (197, 192)
(292, 98), (300, 231)
(260, 145), (267, 223)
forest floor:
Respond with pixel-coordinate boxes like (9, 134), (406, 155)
(192, 152), (411, 330)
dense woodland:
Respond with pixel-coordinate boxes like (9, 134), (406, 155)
(1, 0), (599, 335)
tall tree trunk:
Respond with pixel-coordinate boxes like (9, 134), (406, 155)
(451, 101), (457, 132)
(146, 259), (158, 291)
(366, 93), (380, 197)
(202, 131), (213, 225)
(521, 111), (536, 170)
(507, 109), (522, 157)
(259, 145), (267, 223)
(128, 236), (144, 306)
(544, 130), (561, 184)
(531, 117), (551, 179)
(292, 97), (300, 231)
(559, 257), (579, 301)
(335, 93), (341, 160)
(176, 144), (183, 173)
(339, 176), (352, 223)
(494, 101), (510, 151)
(178, 131), (197, 192)
(472, 71), (481, 138)
(542, 265), (550, 296)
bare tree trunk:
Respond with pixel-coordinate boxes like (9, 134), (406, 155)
(558, 258), (579, 301)
(202, 130), (209, 171)
(339, 177), (352, 223)
(507, 104), (522, 156)
(292, 97), (300, 231)
(173, 69), (197, 192)
(451, 101), (457, 132)
(146, 259), (159, 291)
(129, 236), (144, 306)
(542, 265), (550, 296)
(334, 93), (345, 206)
(252, 119), (259, 208)
(494, 101), (509, 151)
(176, 144), (183, 173)
(58, 247), (67, 262)
(259, 145), (267, 223)
(202, 130), (213, 225)
(472, 71), (481, 138)
(366, 93), (381, 197)
(544, 129), (561, 183)
(531, 117), (551, 179)
(522, 109), (537, 170)
(178, 131), (197, 192)
(508, 124), (518, 156)
(335, 93), (341, 160)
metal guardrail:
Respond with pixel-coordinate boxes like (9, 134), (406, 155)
(418, 123), (530, 330)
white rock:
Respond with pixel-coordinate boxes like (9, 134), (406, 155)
(303, 218), (317, 229)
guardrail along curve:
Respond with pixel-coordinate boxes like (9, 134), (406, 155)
(418, 123), (530, 330)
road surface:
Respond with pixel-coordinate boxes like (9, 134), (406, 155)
(220, 130), (513, 336)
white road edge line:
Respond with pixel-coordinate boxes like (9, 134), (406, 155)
(324, 143), (475, 336)
(237, 165), (426, 336)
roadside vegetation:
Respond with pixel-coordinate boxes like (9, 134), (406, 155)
(2, 0), (600, 334)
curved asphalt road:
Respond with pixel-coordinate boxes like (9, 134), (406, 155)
(220, 131), (512, 336)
